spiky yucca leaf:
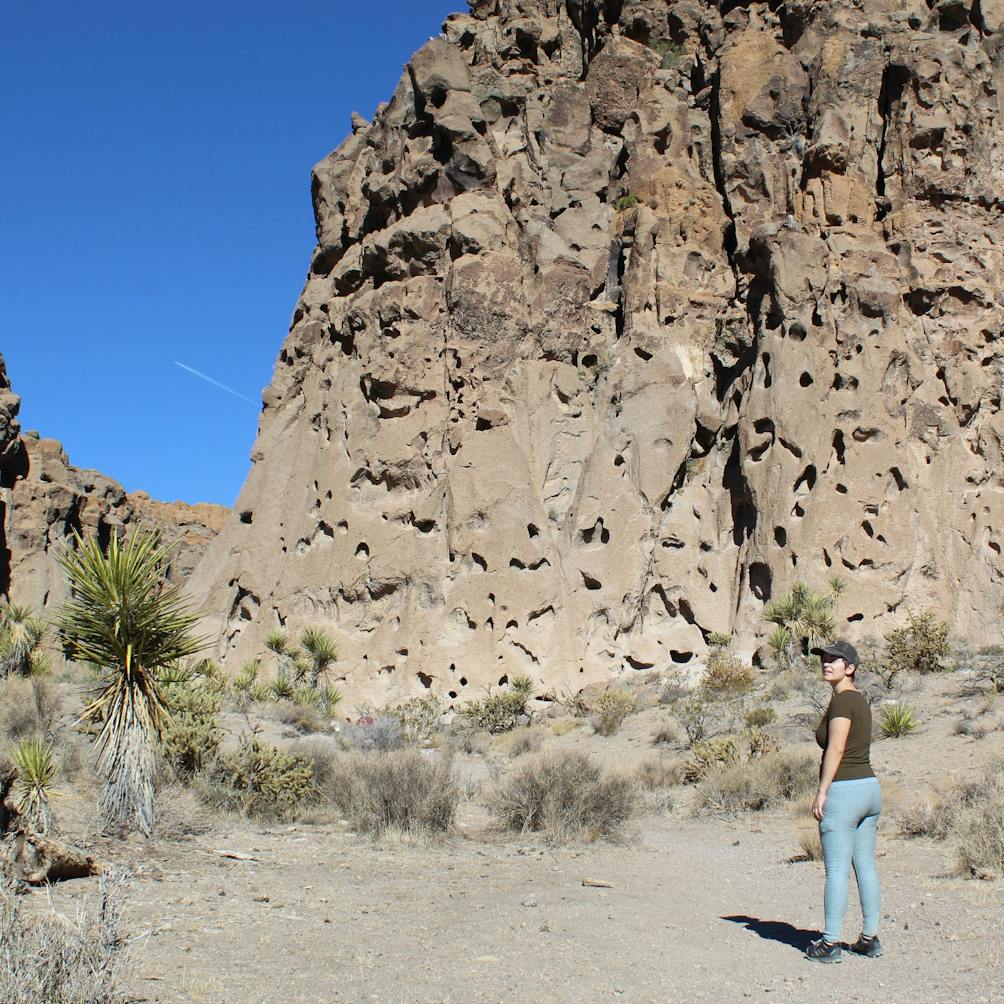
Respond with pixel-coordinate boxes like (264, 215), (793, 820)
(271, 670), (295, 701)
(509, 673), (535, 697)
(300, 627), (337, 686)
(0, 603), (48, 677)
(265, 630), (288, 655)
(12, 738), (58, 834)
(764, 594), (799, 627)
(55, 529), (203, 834)
(767, 625), (793, 656)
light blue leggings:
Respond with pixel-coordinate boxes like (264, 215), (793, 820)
(819, 776), (882, 942)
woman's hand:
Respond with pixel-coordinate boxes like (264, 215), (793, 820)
(811, 790), (827, 821)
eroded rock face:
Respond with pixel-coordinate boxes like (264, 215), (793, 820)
(3, 421), (227, 613)
(190, 0), (1004, 701)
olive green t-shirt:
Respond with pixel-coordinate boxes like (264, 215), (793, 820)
(814, 689), (874, 781)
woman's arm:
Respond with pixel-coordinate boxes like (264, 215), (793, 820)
(811, 716), (851, 821)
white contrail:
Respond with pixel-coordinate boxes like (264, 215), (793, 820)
(174, 361), (257, 406)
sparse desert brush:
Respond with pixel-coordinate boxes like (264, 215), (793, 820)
(507, 725), (546, 757)
(796, 825), (823, 862)
(488, 750), (638, 843)
(701, 652), (755, 698)
(955, 644), (1004, 695)
(385, 695), (443, 745)
(206, 734), (316, 822)
(635, 756), (685, 790)
(900, 761), (1004, 877)
(325, 748), (458, 836)
(694, 750), (816, 814)
(879, 702), (919, 738)
(154, 780), (212, 840)
(460, 687), (527, 734)
(884, 610), (950, 676)
(0, 872), (129, 1004)
(652, 719), (683, 746)
(744, 703), (777, 730)
(673, 693), (716, 746)
(589, 689), (637, 736)
(444, 718), (490, 755)
(341, 715), (405, 752)
(0, 677), (42, 743)
(266, 698), (329, 736)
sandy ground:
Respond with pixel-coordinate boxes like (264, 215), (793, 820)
(12, 672), (1004, 1004)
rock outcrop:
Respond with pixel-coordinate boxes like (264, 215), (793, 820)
(0, 354), (227, 612)
(190, 0), (1004, 702)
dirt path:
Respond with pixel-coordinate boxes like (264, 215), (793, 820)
(33, 804), (1002, 1004)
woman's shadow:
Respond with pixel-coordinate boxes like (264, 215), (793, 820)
(721, 915), (820, 952)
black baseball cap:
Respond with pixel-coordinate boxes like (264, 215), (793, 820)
(810, 639), (860, 666)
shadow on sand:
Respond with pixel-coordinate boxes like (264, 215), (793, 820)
(721, 915), (819, 952)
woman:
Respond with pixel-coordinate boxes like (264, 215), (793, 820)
(804, 639), (883, 964)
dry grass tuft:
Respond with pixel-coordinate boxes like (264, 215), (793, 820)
(651, 719), (683, 746)
(154, 780), (213, 840)
(507, 726), (546, 758)
(324, 748), (459, 836)
(487, 750), (639, 843)
(694, 750), (816, 814)
(0, 872), (130, 1004)
(634, 756), (686, 790)
(589, 690), (638, 736)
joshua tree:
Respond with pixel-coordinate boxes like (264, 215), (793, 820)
(299, 627), (337, 688)
(0, 602), (49, 677)
(764, 578), (843, 670)
(56, 529), (202, 835)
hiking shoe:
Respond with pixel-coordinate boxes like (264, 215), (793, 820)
(805, 938), (842, 964)
(849, 934), (883, 958)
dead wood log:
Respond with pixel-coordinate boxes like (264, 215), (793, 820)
(14, 830), (104, 884)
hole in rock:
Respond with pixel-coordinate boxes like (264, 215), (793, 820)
(239, 511), (253, 524)
(498, 675), (508, 686)
(448, 691), (458, 699)
(847, 613), (864, 622)
(417, 672), (433, 689)
(832, 430), (846, 464)
(774, 526), (787, 547)
(862, 520), (875, 538)
(581, 572), (602, 590)
(527, 523), (539, 538)
(799, 372), (814, 387)
(793, 465), (817, 494)
(890, 467), (908, 491)
(355, 542), (369, 558)
(836, 484), (848, 494)
(634, 346), (653, 361)
(748, 562), (772, 601)
(460, 676), (468, 686)
(670, 651), (694, 664)
(471, 552), (488, 571)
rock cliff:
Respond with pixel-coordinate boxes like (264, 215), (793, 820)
(0, 354), (227, 613)
(191, 0), (1004, 701)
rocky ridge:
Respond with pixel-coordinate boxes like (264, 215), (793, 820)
(0, 354), (227, 613)
(190, 0), (1004, 702)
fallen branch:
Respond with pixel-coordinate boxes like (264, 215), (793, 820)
(14, 830), (105, 884)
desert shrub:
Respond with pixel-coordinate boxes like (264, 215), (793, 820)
(884, 610), (950, 676)
(707, 631), (732, 650)
(899, 796), (957, 840)
(160, 682), (222, 777)
(954, 717), (993, 739)
(267, 699), (329, 736)
(385, 696), (443, 745)
(673, 694), (716, 746)
(744, 704), (777, 730)
(683, 735), (741, 783)
(341, 716), (404, 752)
(443, 719), (490, 755)
(589, 689), (637, 736)
(615, 192), (638, 210)
(694, 750), (816, 814)
(326, 748), (458, 836)
(508, 726), (546, 757)
(460, 688), (527, 734)
(0, 678), (42, 742)
(955, 774), (1004, 878)
(635, 756), (685, 790)
(956, 644), (1004, 694)
(879, 702), (918, 739)
(208, 735), (315, 822)
(488, 750), (638, 842)
(796, 825), (823, 862)
(509, 674), (535, 698)
(0, 872), (129, 1004)
(652, 719), (682, 746)
(701, 652), (755, 698)
(154, 780), (212, 840)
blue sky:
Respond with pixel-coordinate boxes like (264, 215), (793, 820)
(2, 1), (461, 505)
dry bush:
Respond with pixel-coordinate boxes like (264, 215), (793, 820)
(443, 719), (490, 755)
(589, 689), (637, 736)
(507, 726), (546, 758)
(884, 610), (950, 676)
(384, 696), (443, 745)
(900, 762), (1004, 877)
(694, 750), (816, 814)
(796, 826), (823, 861)
(263, 699), (329, 736)
(324, 749), (458, 836)
(460, 688), (527, 734)
(651, 719), (682, 746)
(203, 735), (316, 822)
(341, 716), (405, 752)
(487, 750), (639, 843)
(0, 872), (129, 1004)
(154, 780), (212, 840)
(0, 677), (42, 742)
(635, 756), (685, 790)
(700, 652), (755, 698)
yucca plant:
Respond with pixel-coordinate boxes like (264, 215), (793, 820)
(12, 738), (59, 834)
(271, 669), (295, 702)
(232, 658), (261, 694)
(880, 703), (919, 739)
(764, 580), (838, 668)
(0, 603), (49, 677)
(300, 627), (337, 687)
(55, 529), (203, 835)
(509, 673), (535, 698)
